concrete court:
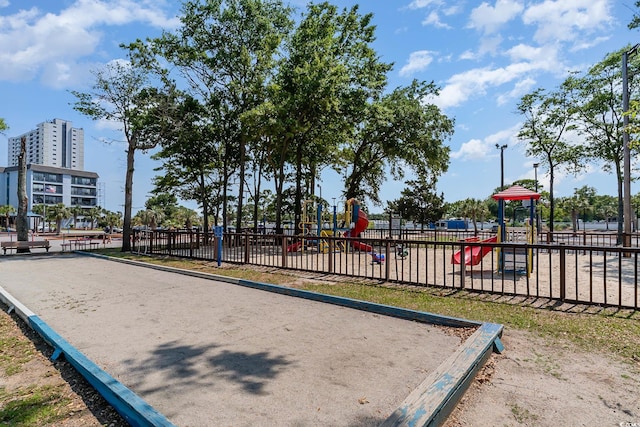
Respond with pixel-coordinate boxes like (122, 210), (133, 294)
(0, 254), (463, 426)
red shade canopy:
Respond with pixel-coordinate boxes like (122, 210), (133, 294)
(492, 185), (541, 201)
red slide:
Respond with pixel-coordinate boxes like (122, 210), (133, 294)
(287, 241), (303, 252)
(451, 236), (498, 266)
(345, 209), (373, 252)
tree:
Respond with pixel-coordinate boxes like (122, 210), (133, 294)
(516, 87), (581, 236)
(48, 203), (70, 235)
(388, 175), (446, 231)
(563, 47), (640, 243)
(0, 118), (7, 133)
(86, 206), (103, 230)
(628, 2), (640, 30)
(0, 205), (15, 230)
(253, 2), (393, 234)
(145, 193), (179, 223)
(72, 59), (167, 251)
(104, 210), (123, 231)
(460, 198), (490, 235)
(129, 0), (293, 234)
(70, 206), (84, 229)
(16, 137), (29, 248)
(174, 206), (201, 229)
(343, 80), (452, 204)
(147, 93), (220, 235)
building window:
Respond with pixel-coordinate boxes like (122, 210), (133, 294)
(71, 176), (96, 186)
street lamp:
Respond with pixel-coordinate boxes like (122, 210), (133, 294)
(622, 44), (639, 248)
(495, 144), (508, 190)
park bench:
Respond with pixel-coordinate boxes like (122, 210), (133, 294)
(1, 240), (50, 254)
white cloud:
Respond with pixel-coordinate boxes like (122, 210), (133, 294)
(0, 0), (9, 8)
(405, 0), (442, 10)
(0, 1), (179, 87)
(399, 50), (435, 77)
(431, 64), (525, 109)
(468, 0), (524, 34)
(496, 77), (536, 106)
(522, 0), (612, 44)
(422, 11), (452, 29)
(451, 138), (487, 160)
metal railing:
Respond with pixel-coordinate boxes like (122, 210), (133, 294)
(131, 229), (640, 310)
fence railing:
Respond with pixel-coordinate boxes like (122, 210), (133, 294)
(131, 230), (640, 310)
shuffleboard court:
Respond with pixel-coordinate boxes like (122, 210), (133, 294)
(1, 254), (480, 426)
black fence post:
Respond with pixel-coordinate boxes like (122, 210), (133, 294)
(385, 238), (391, 281)
(559, 243), (566, 301)
(244, 232), (250, 264)
(282, 236), (288, 268)
(328, 238), (334, 273)
(459, 241), (466, 288)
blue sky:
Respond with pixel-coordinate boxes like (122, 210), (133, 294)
(0, 0), (637, 214)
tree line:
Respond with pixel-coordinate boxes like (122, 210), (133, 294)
(71, 0), (454, 251)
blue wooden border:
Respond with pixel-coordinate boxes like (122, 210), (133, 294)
(0, 285), (175, 427)
(28, 315), (176, 427)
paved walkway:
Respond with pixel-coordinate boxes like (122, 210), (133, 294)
(0, 232), (122, 253)
(0, 254), (463, 426)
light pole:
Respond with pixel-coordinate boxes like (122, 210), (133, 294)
(533, 162), (540, 232)
(622, 44), (639, 249)
(496, 144), (508, 237)
(496, 144), (508, 190)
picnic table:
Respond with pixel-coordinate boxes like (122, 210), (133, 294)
(61, 236), (102, 252)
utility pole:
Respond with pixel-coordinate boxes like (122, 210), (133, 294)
(622, 44), (638, 250)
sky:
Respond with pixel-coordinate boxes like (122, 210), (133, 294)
(0, 0), (638, 215)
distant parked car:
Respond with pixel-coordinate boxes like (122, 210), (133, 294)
(104, 226), (123, 233)
(491, 224), (499, 233)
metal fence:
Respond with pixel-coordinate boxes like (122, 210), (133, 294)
(131, 229), (640, 310)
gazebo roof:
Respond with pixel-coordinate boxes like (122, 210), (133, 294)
(492, 185), (541, 201)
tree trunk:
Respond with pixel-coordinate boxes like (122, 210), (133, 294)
(17, 137), (30, 252)
(121, 145), (135, 252)
(235, 136), (246, 233)
(294, 145), (303, 236)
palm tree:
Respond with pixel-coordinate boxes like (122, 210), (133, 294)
(48, 203), (71, 235)
(461, 198), (489, 236)
(70, 205), (85, 229)
(0, 205), (16, 230)
(137, 208), (164, 230)
(105, 211), (123, 231)
(31, 204), (47, 232)
(175, 206), (201, 230)
(87, 206), (104, 230)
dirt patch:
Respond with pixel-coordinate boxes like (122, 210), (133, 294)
(445, 328), (640, 426)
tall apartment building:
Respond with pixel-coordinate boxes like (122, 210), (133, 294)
(2, 119), (99, 222)
(7, 118), (84, 170)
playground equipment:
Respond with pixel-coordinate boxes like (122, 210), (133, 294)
(450, 236), (498, 266)
(492, 185), (540, 276)
(449, 185), (540, 275)
(286, 198), (384, 262)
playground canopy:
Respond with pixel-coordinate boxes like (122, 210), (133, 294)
(491, 185), (540, 201)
